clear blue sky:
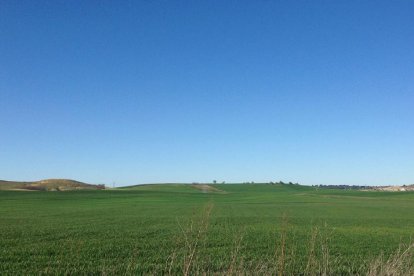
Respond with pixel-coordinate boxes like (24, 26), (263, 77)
(1, 1), (413, 186)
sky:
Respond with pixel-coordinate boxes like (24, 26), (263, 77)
(1, 1), (413, 186)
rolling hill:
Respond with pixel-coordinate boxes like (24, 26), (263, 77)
(0, 179), (105, 191)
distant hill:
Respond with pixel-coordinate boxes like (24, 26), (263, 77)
(371, 184), (414, 192)
(121, 183), (227, 194)
(0, 179), (105, 191)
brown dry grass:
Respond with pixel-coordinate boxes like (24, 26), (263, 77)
(162, 203), (413, 276)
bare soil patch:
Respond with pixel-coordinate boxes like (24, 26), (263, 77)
(190, 184), (226, 193)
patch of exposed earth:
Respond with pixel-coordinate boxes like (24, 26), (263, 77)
(190, 184), (226, 193)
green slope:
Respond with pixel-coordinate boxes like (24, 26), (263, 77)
(0, 184), (413, 274)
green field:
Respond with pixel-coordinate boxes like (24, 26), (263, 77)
(1, 184), (413, 275)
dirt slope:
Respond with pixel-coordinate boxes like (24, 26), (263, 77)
(0, 179), (104, 191)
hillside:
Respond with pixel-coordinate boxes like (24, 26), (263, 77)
(1, 183), (413, 274)
(121, 183), (226, 193)
(0, 179), (104, 191)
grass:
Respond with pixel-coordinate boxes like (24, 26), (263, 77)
(0, 183), (413, 274)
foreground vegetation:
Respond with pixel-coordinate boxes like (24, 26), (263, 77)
(0, 183), (413, 275)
